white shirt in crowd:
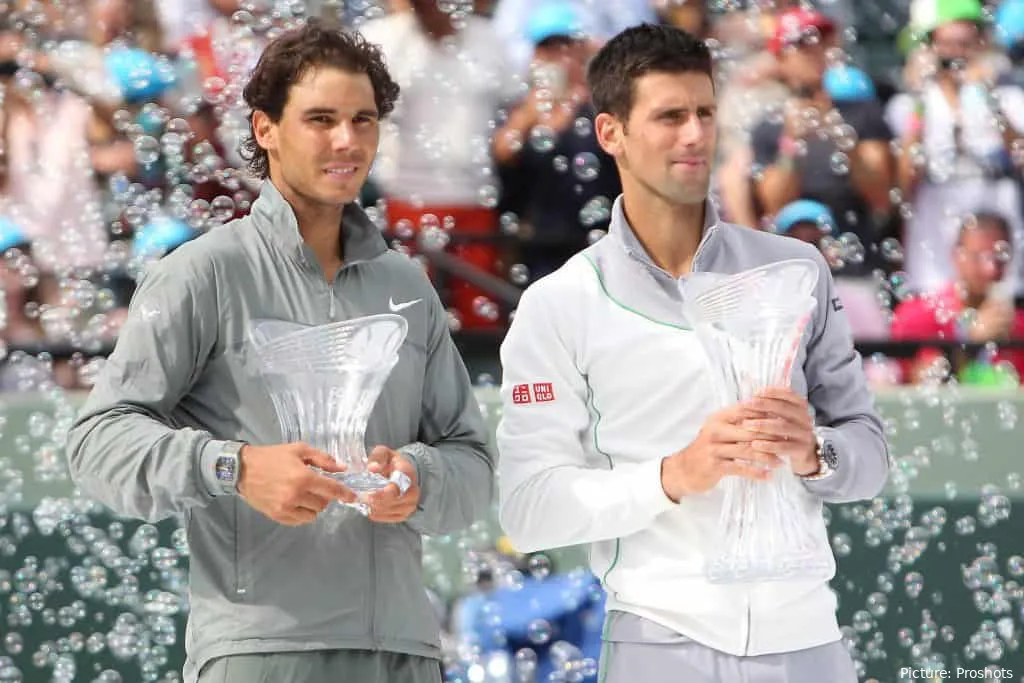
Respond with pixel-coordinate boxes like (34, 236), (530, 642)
(885, 80), (1024, 294)
(360, 11), (522, 206)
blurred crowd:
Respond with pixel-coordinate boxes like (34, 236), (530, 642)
(1, 0), (1024, 389)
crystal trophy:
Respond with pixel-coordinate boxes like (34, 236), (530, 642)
(682, 259), (833, 583)
(247, 313), (408, 510)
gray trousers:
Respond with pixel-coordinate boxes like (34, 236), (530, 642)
(198, 649), (443, 683)
(600, 612), (858, 683)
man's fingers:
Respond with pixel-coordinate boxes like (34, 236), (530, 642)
(367, 500), (418, 524)
(710, 422), (759, 444)
(292, 492), (333, 514)
(366, 445), (399, 477)
(368, 483), (400, 505)
(717, 402), (760, 425)
(743, 418), (793, 440)
(305, 472), (357, 503)
(715, 444), (783, 468)
(276, 507), (319, 526)
(721, 460), (775, 482)
(748, 397), (811, 428)
(753, 387), (809, 411)
(298, 446), (346, 473)
(750, 439), (804, 457)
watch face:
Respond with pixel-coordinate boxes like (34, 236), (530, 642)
(822, 442), (838, 469)
(215, 456), (237, 483)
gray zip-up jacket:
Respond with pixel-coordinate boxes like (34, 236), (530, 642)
(66, 180), (497, 681)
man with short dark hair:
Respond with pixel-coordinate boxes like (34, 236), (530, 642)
(66, 19), (496, 683)
(497, 23), (888, 683)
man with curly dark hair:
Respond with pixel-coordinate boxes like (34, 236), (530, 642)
(66, 19), (495, 683)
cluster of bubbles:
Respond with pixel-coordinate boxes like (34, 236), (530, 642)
(0, 0), (1021, 681)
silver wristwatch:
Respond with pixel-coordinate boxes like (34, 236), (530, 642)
(801, 429), (838, 481)
(214, 441), (246, 494)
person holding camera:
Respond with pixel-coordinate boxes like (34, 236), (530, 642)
(749, 9), (894, 275)
(493, 1), (621, 282)
(886, 0), (1024, 297)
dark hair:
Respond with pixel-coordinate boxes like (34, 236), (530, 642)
(240, 18), (400, 179)
(959, 211), (1013, 246)
(587, 23), (713, 122)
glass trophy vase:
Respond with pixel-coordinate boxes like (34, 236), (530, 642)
(682, 259), (833, 583)
(248, 313), (409, 496)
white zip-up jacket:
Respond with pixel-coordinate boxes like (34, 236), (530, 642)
(496, 196), (889, 657)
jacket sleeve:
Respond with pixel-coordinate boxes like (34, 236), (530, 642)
(496, 283), (676, 554)
(65, 253), (231, 521)
(401, 290), (498, 537)
(802, 254), (891, 502)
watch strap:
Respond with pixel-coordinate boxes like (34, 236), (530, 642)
(213, 440), (246, 495)
(801, 429), (837, 481)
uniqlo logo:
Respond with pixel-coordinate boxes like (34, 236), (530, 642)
(532, 382), (555, 402)
(512, 384), (532, 404)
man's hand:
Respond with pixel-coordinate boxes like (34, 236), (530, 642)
(660, 403), (783, 502)
(364, 446), (421, 524)
(238, 443), (356, 526)
(743, 387), (819, 476)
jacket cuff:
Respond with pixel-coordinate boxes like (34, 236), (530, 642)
(799, 426), (851, 498)
(631, 457), (678, 516)
(399, 442), (434, 509)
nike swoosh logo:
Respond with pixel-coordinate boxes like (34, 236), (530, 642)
(389, 297), (422, 313)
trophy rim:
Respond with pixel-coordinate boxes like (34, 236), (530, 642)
(249, 313), (410, 355)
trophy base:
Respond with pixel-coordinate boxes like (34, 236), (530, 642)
(704, 552), (832, 584)
(337, 471), (390, 493)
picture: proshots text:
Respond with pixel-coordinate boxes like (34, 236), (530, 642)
(900, 668), (1014, 680)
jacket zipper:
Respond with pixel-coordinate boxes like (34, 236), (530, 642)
(691, 226), (717, 273)
(369, 518), (379, 648)
(742, 590), (752, 654)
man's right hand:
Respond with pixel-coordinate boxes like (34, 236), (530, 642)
(660, 403), (784, 503)
(237, 443), (356, 526)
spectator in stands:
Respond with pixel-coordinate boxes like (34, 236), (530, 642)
(891, 211), (1024, 383)
(995, 0), (1024, 87)
(154, 0), (241, 52)
(750, 7), (894, 274)
(714, 1), (793, 228)
(772, 199), (891, 340)
(656, 0), (710, 38)
(360, 0), (521, 330)
(886, 0), (1024, 296)
(493, 1), (621, 282)
(0, 28), (110, 346)
(0, 220), (41, 345)
(493, 0), (655, 74)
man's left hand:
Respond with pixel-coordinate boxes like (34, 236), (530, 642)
(743, 387), (819, 477)
(364, 446), (421, 523)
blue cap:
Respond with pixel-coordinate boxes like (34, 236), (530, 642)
(774, 199), (835, 234)
(0, 217), (29, 252)
(526, 1), (585, 44)
(134, 216), (198, 257)
(823, 65), (877, 103)
(105, 47), (178, 104)
(995, 0), (1024, 49)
